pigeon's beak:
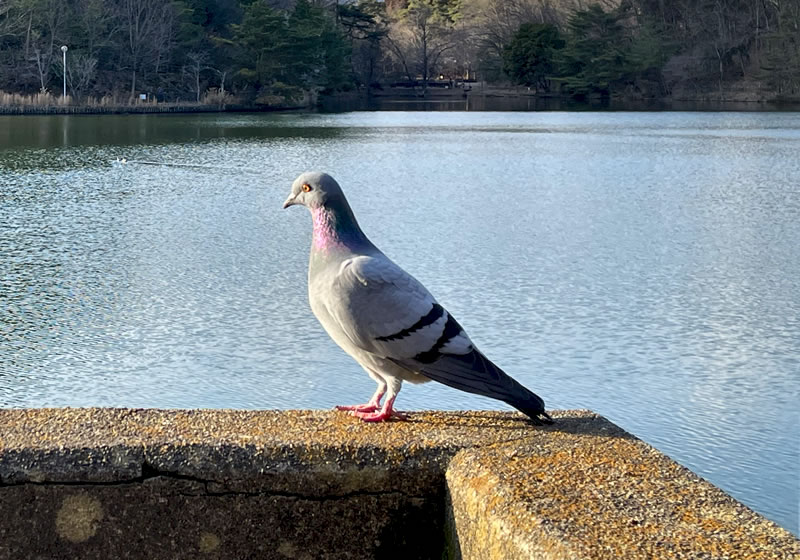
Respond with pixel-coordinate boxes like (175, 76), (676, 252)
(282, 194), (297, 209)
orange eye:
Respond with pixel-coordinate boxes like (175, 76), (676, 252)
(302, 183), (312, 193)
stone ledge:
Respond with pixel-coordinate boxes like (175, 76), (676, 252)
(0, 408), (797, 559)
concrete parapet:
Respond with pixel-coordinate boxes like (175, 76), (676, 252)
(0, 408), (797, 559)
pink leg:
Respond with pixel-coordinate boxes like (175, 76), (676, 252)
(352, 396), (406, 422)
(335, 387), (384, 413)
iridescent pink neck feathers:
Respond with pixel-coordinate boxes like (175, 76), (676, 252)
(312, 208), (344, 252)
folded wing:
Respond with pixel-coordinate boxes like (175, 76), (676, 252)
(325, 254), (551, 424)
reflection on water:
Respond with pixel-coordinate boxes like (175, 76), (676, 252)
(0, 111), (798, 535)
(0, 113), (346, 152)
(321, 94), (800, 113)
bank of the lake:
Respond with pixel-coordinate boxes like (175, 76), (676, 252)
(322, 92), (800, 113)
(5, 86), (800, 117)
(0, 101), (309, 116)
(0, 89), (315, 116)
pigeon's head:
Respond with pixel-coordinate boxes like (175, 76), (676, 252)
(283, 172), (346, 211)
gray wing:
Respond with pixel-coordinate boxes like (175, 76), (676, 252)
(324, 255), (552, 425)
(324, 254), (473, 361)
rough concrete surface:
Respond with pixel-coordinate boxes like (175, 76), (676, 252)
(0, 408), (797, 560)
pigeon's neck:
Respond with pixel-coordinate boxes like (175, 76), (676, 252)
(311, 205), (369, 254)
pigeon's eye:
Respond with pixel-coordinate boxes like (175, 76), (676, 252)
(302, 184), (312, 193)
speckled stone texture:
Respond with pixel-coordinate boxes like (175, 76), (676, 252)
(0, 409), (797, 560)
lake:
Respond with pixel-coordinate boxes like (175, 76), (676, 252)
(0, 110), (798, 535)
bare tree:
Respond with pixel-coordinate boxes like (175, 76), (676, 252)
(337, 1), (387, 88)
(117, 0), (175, 100)
(385, 0), (459, 94)
(459, 0), (561, 81)
(21, 0), (69, 93)
(459, 0), (617, 81)
(184, 51), (208, 102)
(0, 0), (18, 40)
(31, 39), (50, 93)
(76, 0), (116, 60)
(151, 3), (175, 75)
(67, 53), (97, 100)
(211, 67), (229, 96)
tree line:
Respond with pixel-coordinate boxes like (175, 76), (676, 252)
(0, 0), (797, 105)
(502, 0), (800, 99)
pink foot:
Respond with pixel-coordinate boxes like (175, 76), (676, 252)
(351, 397), (407, 422)
(335, 403), (379, 413)
(353, 409), (395, 422)
(354, 410), (409, 422)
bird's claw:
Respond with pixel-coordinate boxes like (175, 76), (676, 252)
(335, 403), (379, 413)
(352, 409), (408, 422)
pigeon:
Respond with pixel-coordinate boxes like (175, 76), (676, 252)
(283, 171), (553, 424)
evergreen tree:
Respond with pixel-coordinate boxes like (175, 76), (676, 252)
(556, 5), (669, 97)
(558, 6), (629, 96)
(232, 1), (288, 88)
(502, 23), (563, 90)
(287, 0), (350, 90)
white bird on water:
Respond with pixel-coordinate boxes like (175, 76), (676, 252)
(283, 172), (552, 424)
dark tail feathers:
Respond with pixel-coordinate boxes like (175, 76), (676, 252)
(504, 391), (554, 426)
(396, 349), (554, 426)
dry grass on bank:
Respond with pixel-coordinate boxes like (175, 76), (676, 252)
(0, 91), (69, 106)
(0, 90), (133, 107)
(0, 90), (236, 108)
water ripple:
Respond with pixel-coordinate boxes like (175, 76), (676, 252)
(0, 111), (798, 534)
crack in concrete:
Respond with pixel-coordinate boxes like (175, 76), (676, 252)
(0, 461), (438, 503)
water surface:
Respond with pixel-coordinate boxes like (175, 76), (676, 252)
(1, 111), (798, 534)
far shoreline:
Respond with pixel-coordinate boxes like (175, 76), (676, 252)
(2, 91), (800, 116)
(0, 103), (308, 116)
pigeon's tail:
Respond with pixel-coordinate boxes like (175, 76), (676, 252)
(505, 393), (554, 426)
(397, 350), (553, 426)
